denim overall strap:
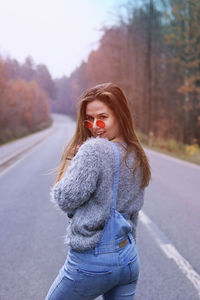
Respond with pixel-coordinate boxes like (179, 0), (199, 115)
(78, 141), (133, 255)
(93, 142), (120, 256)
(109, 142), (120, 211)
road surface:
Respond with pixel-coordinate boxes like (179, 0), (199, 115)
(0, 113), (199, 300)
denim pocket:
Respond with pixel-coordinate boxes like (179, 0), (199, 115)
(77, 267), (112, 276)
(63, 262), (79, 283)
(128, 254), (140, 283)
(75, 266), (113, 297)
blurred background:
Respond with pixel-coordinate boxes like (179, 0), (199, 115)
(0, 0), (200, 164)
(0, 1), (200, 300)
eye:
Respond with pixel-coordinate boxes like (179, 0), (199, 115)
(86, 116), (94, 121)
(100, 115), (107, 119)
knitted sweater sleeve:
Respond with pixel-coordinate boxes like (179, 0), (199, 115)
(50, 139), (100, 213)
(130, 167), (145, 243)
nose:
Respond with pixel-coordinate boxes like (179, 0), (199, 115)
(92, 118), (98, 129)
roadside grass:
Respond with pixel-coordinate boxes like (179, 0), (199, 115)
(136, 130), (200, 166)
(0, 118), (53, 146)
(1, 113), (199, 167)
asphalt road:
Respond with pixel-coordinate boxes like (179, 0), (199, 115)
(0, 113), (199, 300)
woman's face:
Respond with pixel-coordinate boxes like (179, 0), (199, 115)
(85, 99), (123, 142)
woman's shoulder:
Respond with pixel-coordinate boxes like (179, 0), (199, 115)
(78, 137), (114, 159)
(81, 137), (112, 150)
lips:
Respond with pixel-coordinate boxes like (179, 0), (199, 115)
(95, 131), (105, 137)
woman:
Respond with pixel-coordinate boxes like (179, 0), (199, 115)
(45, 82), (151, 300)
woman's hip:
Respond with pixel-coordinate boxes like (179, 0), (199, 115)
(66, 234), (139, 276)
(63, 246), (140, 299)
(45, 241), (140, 300)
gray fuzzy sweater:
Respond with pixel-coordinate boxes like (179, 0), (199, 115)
(50, 137), (145, 251)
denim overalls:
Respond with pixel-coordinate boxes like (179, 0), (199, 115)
(45, 142), (140, 300)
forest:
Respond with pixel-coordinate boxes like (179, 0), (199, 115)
(0, 0), (200, 158)
(0, 56), (54, 143)
(62, 0), (200, 147)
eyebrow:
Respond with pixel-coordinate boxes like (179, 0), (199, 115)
(86, 113), (108, 117)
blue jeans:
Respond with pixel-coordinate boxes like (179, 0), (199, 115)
(45, 233), (140, 300)
(45, 142), (140, 299)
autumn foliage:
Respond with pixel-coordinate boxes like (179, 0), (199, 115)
(1, 0), (199, 147)
(55, 0), (200, 146)
(0, 59), (52, 144)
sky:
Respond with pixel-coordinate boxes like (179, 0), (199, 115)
(0, 0), (126, 79)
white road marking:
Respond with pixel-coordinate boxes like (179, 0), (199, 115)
(0, 138), (46, 177)
(139, 210), (200, 297)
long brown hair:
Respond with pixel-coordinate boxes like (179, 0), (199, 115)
(53, 83), (151, 188)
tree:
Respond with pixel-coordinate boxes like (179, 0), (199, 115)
(164, 0), (200, 143)
(21, 56), (35, 81)
(35, 64), (56, 99)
